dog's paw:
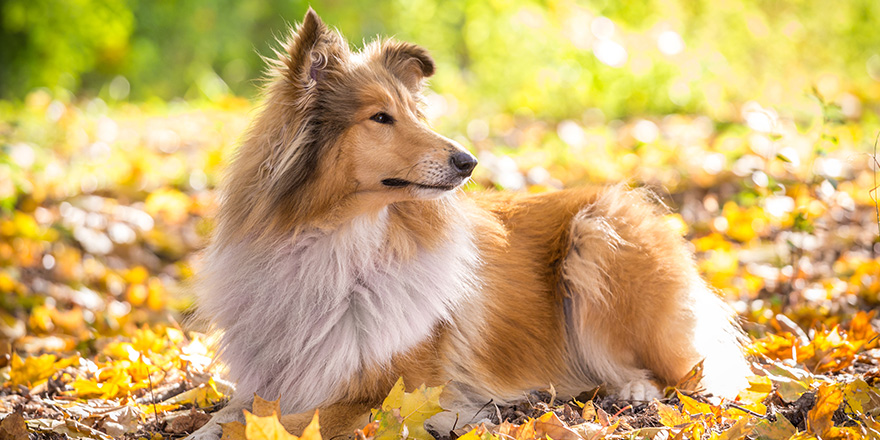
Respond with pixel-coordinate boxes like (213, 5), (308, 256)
(185, 421), (222, 440)
(617, 379), (662, 401)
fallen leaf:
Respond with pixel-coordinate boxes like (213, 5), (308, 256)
(221, 421), (247, 440)
(656, 402), (689, 427)
(732, 375), (771, 417)
(371, 378), (444, 440)
(298, 411), (321, 440)
(379, 378), (405, 412)
(678, 391), (722, 427)
(26, 418), (115, 440)
(499, 418), (537, 440)
(164, 377), (226, 406)
(713, 417), (754, 440)
(244, 411), (297, 440)
(762, 362), (814, 402)
(581, 400), (597, 421)
(7, 353), (76, 388)
(168, 409), (211, 435)
(93, 406), (141, 437)
(752, 415), (797, 439)
(675, 360), (706, 393)
(807, 383), (844, 438)
(457, 424), (500, 440)
(253, 394), (282, 417)
(0, 411), (28, 440)
(843, 379), (880, 416)
(534, 412), (580, 440)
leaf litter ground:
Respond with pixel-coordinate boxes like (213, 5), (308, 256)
(1, 93), (879, 439)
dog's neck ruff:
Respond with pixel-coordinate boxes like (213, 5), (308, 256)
(199, 207), (479, 412)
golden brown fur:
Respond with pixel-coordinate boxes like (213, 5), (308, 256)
(189, 9), (750, 440)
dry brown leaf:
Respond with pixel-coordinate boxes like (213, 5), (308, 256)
(168, 409), (211, 435)
(0, 411), (28, 440)
(675, 360), (706, 393)
(253, 394), (282, 417)
(581, 400), (597, 421)
(221, 421), (247, 440)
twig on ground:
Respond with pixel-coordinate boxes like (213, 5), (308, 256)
(724, 402), (771, 420)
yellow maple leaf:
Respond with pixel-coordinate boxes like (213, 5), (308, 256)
(244, 411), (298, 440)
(243, 410), (320, 440)
(378, 378), (405, 412)
(222, 394), (297, 440)
(400, 384), (443, 425)
(731, 375), (771, 418)
(371, 378), (445, 440)
(457, 425), (499, 440)
(842, 379), (880, 415)
(656, 402), (689, 427)
(8, 353), (77, 388)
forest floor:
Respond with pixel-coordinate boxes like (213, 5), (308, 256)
(1, 93), (879, 439)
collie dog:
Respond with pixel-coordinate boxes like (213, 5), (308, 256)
(190, 9), (750, 439)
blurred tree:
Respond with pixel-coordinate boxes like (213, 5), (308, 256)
(0, 0), (878, 121)
(0, 0), (134, 98)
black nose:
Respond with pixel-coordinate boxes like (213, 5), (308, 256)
(450, 151), (478, 177)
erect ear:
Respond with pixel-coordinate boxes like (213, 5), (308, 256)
(284, 8), (346, 87)
(381, 41), (436, 92)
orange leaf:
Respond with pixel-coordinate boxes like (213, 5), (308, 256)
(848, 311), (880, 350)
(678, 391), (722, 426)
(806, 383), (843, 437)
(535, 412), (580, 440)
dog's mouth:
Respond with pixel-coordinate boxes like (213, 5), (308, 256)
(381, 178), (456, 191)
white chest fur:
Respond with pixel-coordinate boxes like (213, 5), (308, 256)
(198, 209), (478, 412)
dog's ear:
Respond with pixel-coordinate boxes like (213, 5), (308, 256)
(285, 8), (345, 87)
(381, 41), (436, 91)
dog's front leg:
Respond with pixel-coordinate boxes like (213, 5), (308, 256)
(186, 396), (252, 440)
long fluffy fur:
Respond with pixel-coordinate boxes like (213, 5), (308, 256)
(188, 9), (751, 440)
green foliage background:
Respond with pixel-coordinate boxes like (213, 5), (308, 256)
(2, 0), (880, 121)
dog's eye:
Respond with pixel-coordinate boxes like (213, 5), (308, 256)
(369, 112), (394, 125)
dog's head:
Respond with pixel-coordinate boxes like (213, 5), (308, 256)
(253, 9), (477, 213)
